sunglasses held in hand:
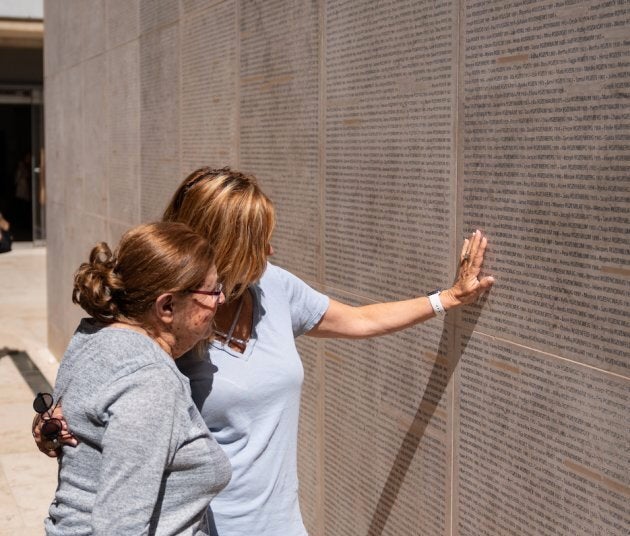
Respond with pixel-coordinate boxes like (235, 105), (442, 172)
(33, 392), (63, 442)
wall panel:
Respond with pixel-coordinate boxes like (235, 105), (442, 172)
(239, 0), (321, 276)
(325, 0), (459, 301)
(323, 319), (452, 535)
(108, 41), (141, 227)
(461, 0), (630, 374)
(140, 24), (180, 221)
(180, 0), (238, 173)
(455, 333), (629, 535)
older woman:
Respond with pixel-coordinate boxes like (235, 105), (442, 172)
(41, 222), (231, 535)
(38, 168), (493, 535)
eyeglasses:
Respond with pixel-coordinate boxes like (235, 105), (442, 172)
(188, 282), (224, 300)
(32, 392), (62, 441)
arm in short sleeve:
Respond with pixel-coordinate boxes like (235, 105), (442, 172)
(90, 364), (182, 535)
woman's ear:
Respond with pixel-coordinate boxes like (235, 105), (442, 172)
(154, 293), (175, 324)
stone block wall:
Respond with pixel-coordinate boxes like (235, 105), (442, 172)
(45, 1), (629, 534)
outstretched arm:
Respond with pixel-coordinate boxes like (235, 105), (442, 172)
(308, 230), (494, 339)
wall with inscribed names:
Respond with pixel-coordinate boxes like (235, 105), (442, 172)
(44, 1), (629, 534)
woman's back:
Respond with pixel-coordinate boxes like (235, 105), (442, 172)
(47, 320), (231, 536)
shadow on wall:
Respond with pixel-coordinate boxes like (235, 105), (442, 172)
(366, 299), (488, 536)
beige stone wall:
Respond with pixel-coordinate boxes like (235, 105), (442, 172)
(44, 1), (629, 534)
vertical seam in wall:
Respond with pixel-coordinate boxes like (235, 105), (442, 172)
(136, 0), (142, 224)
(318, 3), (326, 284)
(108, 10), (114, 229)
(80, 34), (85, 239)
(451, 1), (466, 535)
(317, 1), (327, 534)
(178, 2), (183, 179)
(104, 0), (111, 241)
(235, 0), (241, 168)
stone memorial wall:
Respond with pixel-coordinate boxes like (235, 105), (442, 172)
(45, 1), (628, 534)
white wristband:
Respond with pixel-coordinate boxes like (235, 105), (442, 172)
(428, 290), (446, 317)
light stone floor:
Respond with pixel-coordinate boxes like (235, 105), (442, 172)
(0, 245), (59, 536)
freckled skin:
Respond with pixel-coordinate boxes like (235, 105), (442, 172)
(172, 270), (224, 357)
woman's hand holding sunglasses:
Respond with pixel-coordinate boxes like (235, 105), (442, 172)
(32, 393), (78, 457)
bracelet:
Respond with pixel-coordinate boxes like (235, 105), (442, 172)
(427, 290), (446, 318)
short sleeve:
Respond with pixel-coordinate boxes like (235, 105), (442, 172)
(269, 264), (329, 337)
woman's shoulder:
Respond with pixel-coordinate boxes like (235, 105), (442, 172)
(259, 262), (304, 288)
(257, 263), (328, 320)
(63, 320), (179, 380)
(260, 261), (283, 279)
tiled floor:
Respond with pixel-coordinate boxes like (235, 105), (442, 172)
(0, 245), (59, 536)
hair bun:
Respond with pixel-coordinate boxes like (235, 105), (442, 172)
(72, 242), (122, 322)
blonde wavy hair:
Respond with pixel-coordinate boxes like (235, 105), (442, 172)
(163, 167), (275, 301)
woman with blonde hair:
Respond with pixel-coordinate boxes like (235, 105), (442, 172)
(39, 222), (231, 535)
(38, 168), (493, 535)
(166, 167), (493, 536)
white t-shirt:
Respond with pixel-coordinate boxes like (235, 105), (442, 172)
(177, 263), (329, 536)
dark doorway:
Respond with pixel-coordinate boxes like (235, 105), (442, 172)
(0, 16), (45, 245)
(0, 88), (44, 243)
(0, 103), (32, 240)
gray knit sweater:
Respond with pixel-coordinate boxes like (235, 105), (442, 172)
(45, 319), (231, 535)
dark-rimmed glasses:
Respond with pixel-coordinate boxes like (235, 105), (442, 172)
(188, 282), (224, 301)
(33, 392), (63, 441)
